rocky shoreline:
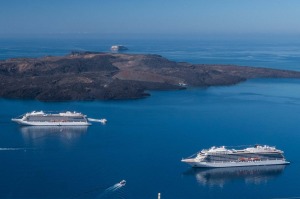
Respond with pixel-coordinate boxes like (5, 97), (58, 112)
(1, 51), (300, 101)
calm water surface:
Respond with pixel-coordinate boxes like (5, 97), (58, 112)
(0, 38), (300, 199)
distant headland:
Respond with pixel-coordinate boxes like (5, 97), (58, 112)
(1, 51), (300, 101)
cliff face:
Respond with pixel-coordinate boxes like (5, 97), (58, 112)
(1, 52), (300, 101)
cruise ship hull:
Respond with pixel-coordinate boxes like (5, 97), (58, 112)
(11, 119), (91, 126)
(181, 159), (290, 168)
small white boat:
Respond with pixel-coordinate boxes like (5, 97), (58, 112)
(88, 118), (107, 124)
(119, 180), (126, 186)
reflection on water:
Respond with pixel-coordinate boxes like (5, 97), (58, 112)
(183, 165), (287, 187)
(20, 126), (88, 145)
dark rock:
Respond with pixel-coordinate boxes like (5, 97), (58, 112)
(1, 52), (300, 101)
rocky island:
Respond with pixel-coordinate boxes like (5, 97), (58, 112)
(1, 51), (300, 101)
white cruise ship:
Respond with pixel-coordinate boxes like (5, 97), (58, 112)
(182, 145), (289, 168)
(12, 111), (91, 126)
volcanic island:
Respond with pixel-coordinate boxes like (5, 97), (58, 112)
(1, 51), (300, 101)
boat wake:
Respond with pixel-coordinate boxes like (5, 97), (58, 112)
(104, 180), (126, 192)
(71, 180), (126, 199)
(0, 147), (31, 151)
(103, 184), (123, 192)
(97, 180), (126, 199)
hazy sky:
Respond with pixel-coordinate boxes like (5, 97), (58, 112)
(1, 0), (300, 38)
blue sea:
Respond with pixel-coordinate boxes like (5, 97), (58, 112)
(1, 37), (300, 199)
